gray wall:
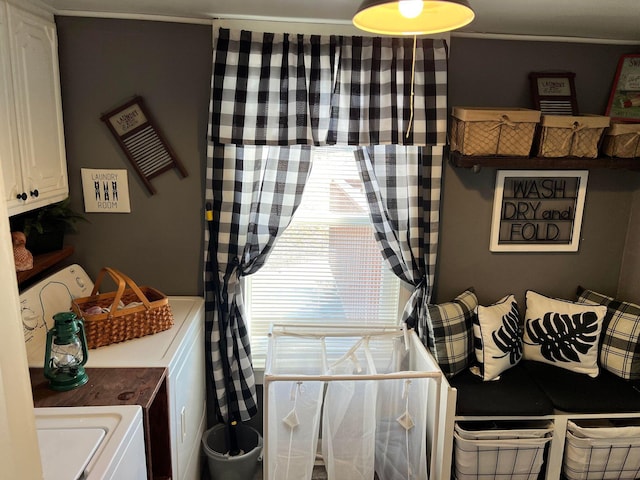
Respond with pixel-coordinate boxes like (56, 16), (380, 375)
(619, 189), (640, 301)
(55, 17), (640, 306)
(438, 37), (640, 307)
(56, 17), (212, 295)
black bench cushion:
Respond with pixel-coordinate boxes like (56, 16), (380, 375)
(448, 363), (554, 416)
(523, 360), (640, 413)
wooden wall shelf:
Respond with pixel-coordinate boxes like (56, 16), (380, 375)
(450, 150), (640, 171)
(16, 245), (74, 286)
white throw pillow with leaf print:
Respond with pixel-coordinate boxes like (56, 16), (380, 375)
(523, 290), (606, 377)
(473, 295), (522, 381)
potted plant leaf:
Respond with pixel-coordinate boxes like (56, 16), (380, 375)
(10, 198), (88, 254)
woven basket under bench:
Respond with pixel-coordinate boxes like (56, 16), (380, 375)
(71, 267), (174, 349)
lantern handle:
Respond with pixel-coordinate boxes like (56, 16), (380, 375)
(77, 318), (89, 367)
(43, 327), (56, 380)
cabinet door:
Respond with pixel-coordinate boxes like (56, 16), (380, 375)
(0, 3), (24, 212)
(172, 325), (206, 480)
(8, 4), (67, 215)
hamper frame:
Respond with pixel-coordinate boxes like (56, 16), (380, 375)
(262, 324), (443, 480)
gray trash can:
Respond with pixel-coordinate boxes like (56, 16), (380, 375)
(202, 424), (263, 480)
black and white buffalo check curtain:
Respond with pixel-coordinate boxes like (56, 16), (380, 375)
(205, 27), (447, 423)
(354, 145), (442, 338)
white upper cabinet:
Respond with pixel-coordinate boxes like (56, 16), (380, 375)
(1, 0), (68, 216)
(0, 3), (21, 211)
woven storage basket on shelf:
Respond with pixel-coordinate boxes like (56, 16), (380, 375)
(602, 123), (640, 158)
(71, 267), (174, 349)
(537, 115), (610, 158)
(450, 107), (541, 156)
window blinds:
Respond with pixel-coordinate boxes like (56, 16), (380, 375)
(245, 147), (401, 364)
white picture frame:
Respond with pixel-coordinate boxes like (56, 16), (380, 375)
(490, 170), (588, 252)
(81, 168), (131, 213)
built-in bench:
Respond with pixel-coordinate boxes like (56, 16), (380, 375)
(522, 360), (640, 414)
(425, 287), (640, 480)
(436, 360), (640, 480)
(449, 362), (553, 417)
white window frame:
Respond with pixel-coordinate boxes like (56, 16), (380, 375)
(244, 147), (412, 379)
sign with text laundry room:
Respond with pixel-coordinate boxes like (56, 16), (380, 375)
(490, 170), (588, 252)
(81, 168), (131, 213)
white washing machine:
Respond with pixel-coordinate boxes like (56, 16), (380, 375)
(21, 265), (207, 480)
(35, 405), (147, 480)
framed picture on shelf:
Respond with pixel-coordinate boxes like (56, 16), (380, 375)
(490, 170), (588, 252)
(606, 54), (640, 123)
(529, 72), (578, 115)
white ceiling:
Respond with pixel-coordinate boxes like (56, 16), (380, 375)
(38, 0), (640, 43)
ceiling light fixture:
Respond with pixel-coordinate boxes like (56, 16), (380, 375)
(398, 0), (424, 19)
(352, 0), (475, 35)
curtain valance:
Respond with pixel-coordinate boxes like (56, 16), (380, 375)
(210, 28), (447, 147)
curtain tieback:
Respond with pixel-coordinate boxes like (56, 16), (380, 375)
(222, 257), (243, 301)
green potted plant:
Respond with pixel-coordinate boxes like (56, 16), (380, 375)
(11, 198), (88, 254)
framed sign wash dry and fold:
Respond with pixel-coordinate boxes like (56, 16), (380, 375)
(490, 170), (588, 252)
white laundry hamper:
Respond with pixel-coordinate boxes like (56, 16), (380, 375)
(322, 339), (378, 480)
(263, 324), (443, 480)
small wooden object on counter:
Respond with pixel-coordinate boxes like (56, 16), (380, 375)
(30, 367), (171, 480)
(17, 245), (74, 286)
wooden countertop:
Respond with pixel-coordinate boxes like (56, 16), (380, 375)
(30, 367), (166, 409)
(31, 367), (172, 480)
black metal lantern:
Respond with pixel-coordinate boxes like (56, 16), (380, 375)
(43, 312), (89, 391)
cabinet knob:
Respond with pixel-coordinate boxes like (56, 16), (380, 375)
(17, 192), (27, 201)
(30, 189), (39, 198)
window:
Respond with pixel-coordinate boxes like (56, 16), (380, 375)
(245, 146), (402, 366)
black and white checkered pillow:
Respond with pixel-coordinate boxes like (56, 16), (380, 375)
(473, 295), (523, 381)
(426, 289), (478, 377)
(577, 287), (640, 380)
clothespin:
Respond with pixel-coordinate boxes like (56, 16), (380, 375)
(206, 202), (213, 221)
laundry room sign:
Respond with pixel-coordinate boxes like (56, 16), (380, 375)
(81, 168), (131, 213)
(490, 170), (588, 252)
